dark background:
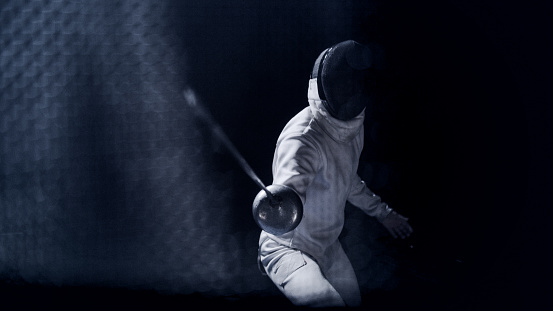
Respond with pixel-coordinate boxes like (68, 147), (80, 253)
(0, 0), (551, 310)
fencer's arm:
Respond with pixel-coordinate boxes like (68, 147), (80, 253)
(346, 174), (393, 222)
(348, 174), (413, 239)
(271, 137), (321, 205)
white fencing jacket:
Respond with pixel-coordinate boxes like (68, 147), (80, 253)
(260, 78), (392, 264)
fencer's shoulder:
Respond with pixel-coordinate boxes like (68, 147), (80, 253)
(277, 108), (321, 147)
(280, 107), (310, 131)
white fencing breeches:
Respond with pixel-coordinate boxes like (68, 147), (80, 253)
(259, 237), (361, 307)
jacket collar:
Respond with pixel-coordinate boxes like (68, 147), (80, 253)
(307, 78), (365, 143)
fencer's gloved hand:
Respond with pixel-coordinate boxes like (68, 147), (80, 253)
(380, 211), (413, 239)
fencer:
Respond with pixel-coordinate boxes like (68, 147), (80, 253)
(258, 40), (413, 307)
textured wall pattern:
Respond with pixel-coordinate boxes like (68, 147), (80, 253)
(0, 0), (269, 296)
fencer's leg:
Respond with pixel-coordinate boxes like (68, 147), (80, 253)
(260, 239), (345, 307)
(321, 242), (362, 307)
(279, 252), (346, 307)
